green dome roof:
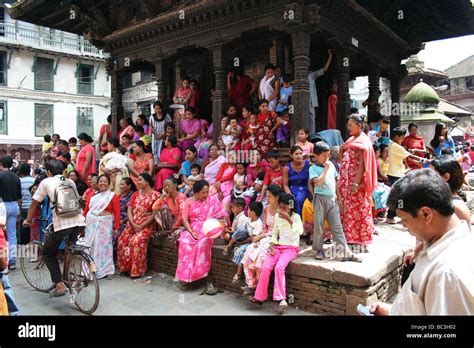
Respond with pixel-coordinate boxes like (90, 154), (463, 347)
(404, 82), (440, 105)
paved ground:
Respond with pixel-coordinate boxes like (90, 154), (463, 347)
(7, 269), (313, 316)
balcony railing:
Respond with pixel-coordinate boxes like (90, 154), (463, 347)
(0, 20), (105, 59)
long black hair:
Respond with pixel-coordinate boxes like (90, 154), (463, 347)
(278, 193), (297, 214)
(139, 173), (154, 188)
(121, 177), (137, 192)
(430, 123), (447, 149)
(430, 155), (464, 194)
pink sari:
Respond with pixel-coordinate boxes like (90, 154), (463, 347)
(203, 155), (226, 185)
(154, 147), (182, 191)
(179, 118), (201, 157)
(175, 195), (227, 283)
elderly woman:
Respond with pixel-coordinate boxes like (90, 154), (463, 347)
(202, 144), (226, 186)
(100, 137), (130, 195)
(282, 146), (310, 215)
(175, 180), (227, 292)
(83, 174), (120, 280)
(152, 177), (187, 246)
(76, 133), (96, 181)
(154, 135), (181, 191)
(129, 140), (153, 188)
(242, 184), (282, 295)
(338, 114), (377, 252)
(178, 107), (201, 158)
(117, 173), (160, 279)
(118, 117), (135, 144)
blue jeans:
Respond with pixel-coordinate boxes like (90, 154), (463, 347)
(5, 202), (20, 264)
(1, 273), (19, 315)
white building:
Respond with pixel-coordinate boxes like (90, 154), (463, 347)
(349, 77), (391, 117)
(0, 7), (111, 162)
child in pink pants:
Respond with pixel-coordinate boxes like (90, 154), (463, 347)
(249, 193), (303, 311)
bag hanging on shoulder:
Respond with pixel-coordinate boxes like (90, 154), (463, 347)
(52, 176), (82, 218)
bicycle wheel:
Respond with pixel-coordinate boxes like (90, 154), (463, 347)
(19, 242), (55, 292)
(66, 253), (100, 315)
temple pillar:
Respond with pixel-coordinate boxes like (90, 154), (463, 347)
(108, 60), (124, 137)
(335, 49), (352, 139)
(290, 30), (311, 138)
(209, 43), (228, 142)
(151, 57), (170, 107)
(367, 66), (381, 123)
(390, 76), (401, 133)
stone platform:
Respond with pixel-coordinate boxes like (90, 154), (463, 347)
(148, 223), (416, 315)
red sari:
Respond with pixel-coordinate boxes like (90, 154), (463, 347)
(154, 147), (182, 191)
(131, 153), (153, 187)
(338, 133), (377, 246)
(228, 75), (255, 114)
(117, 190), (160, 277)
(254, 111), (277, 157)
(402, 135), (425, 169)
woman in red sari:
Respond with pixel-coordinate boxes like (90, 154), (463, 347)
(338, 114), (378, 252)
(402, 123), (427, 169)
(254, 99), (282, 157)
(227, 67), (257, 115)
(154, 135), (181, 191)
(117, 173), (160, 279)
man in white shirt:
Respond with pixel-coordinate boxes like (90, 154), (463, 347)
(23, 160), (85, 298)
(370, 169), (474, 315)
(308, 49), (333, 133)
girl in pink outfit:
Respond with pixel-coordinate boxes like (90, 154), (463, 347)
(249, 193), (303, 311)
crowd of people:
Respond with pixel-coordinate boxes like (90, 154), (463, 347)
(1, 62), (473, 314)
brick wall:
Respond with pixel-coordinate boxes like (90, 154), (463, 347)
(148, 235), (403, 315)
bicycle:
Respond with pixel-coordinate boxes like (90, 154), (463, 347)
(20, 219), (100, 314)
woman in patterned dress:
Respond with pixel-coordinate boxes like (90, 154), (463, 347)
(338, 114), (378, 252)
(114, 177), (137, 261)
(129, 140), (154, 188)
(149, 101), (172, 164)
(83, 175), (120, 279)
(117, 173), (160, 278)
(253, 99), (282, 158)
(175, 180), (227, 291)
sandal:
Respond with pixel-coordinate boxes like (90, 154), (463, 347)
(248, 295), (263, 305)
(242, 286), (255, 296)
(232, 274), (241, 283)
(341, 254), (362, 263)
(279, 299), (288, 313)
(315, 250), (325, 260)
(49, 288), (67, 298)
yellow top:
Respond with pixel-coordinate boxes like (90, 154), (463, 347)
(388, 141), (410, 177)
(42, 142), (53, 153)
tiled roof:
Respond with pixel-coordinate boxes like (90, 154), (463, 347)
(445, 55), (474, 79)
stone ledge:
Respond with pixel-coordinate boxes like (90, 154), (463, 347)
(148, 224), (415, 315)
